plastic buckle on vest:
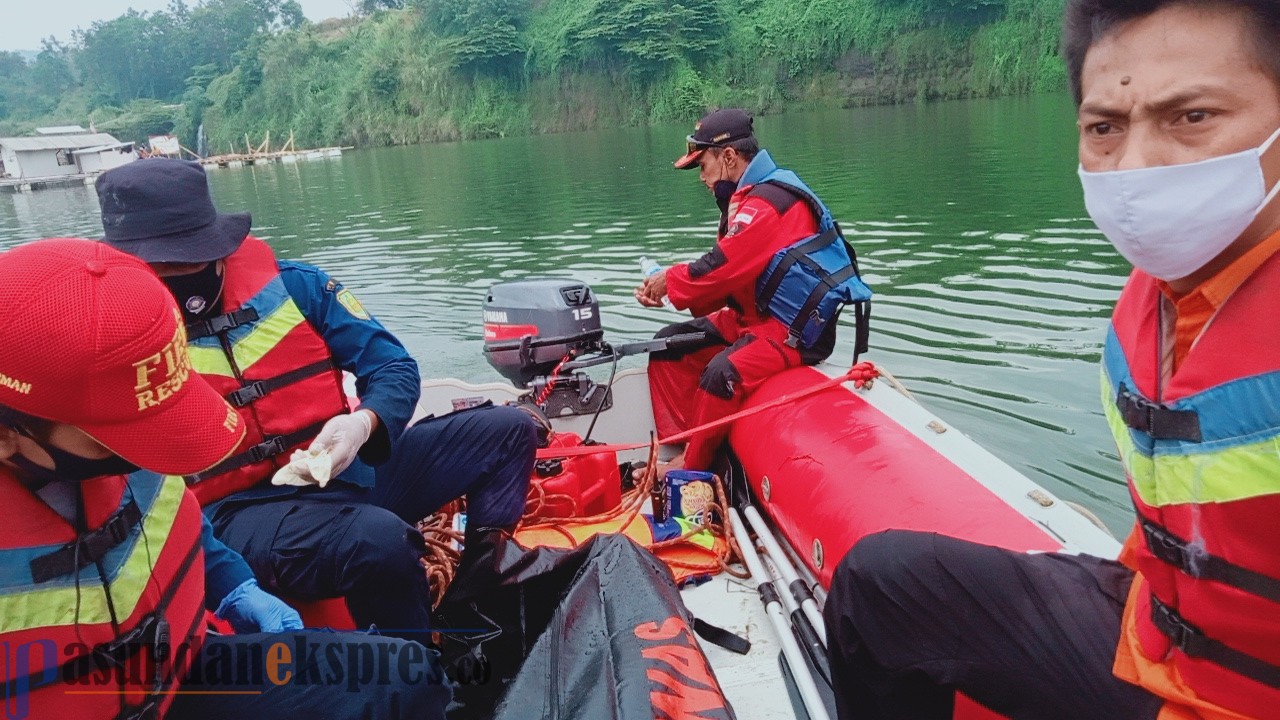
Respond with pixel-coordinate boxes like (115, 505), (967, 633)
(1142, 521), (1190, 569)
(248, 435), (288, 463)
(227, 381), (267, 408)
(1118, 387), (1153, 431)
(187, 307), (259, 340)
(191, 314), (236, 338)
(1152, 596), (1200, 653)
(92, 613), (160, 674)
(80, 508), (133, 560)
(1116, 386), (1203, 442)
(1156, 533), (1189, 569)
(151, 616), (171, 666)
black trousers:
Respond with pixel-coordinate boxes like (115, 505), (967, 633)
(168, 631), (451, 720)
(211, 406), (536, 644)
(824, 530), (1164, 720)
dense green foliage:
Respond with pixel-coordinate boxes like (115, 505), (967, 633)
(0, 0), (1068, 151)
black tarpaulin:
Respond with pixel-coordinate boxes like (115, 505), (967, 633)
(437, 533), (736, 720)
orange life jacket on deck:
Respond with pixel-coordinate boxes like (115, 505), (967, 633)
(1104, 253), (1280, 719)
(515, 513), (727, 587)
(0, 467), (206, 720)
(183, 237), (349, 504)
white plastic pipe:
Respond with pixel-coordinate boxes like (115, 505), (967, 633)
(729, 508), (832, 720)
(744, 505), (828, 643)
(761, 554), (802, 617)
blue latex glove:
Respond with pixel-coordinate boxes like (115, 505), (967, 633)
(215, 579), (304, 633)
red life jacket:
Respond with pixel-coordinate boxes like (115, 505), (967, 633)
(0, 467), (206, 720)
(183, 237), (349, 504)
(1104, 252), (1280, 719)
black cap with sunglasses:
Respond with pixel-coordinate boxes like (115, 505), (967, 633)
(673, 108), (755, 170)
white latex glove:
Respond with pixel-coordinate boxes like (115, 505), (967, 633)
(271, 447), (334, 487)
(308, 410), (374, 478)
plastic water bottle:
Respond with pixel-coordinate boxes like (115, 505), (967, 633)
(639, 257), (665, 306)
(639, 256), (663, 278)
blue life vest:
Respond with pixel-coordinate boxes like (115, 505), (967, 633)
(745, 162), (872, 356)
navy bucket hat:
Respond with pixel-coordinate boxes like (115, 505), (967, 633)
(97, 159), (251, 263)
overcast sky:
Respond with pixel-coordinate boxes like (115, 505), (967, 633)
(2, 0), (358, 52)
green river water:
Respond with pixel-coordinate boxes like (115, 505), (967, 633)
(0, 94), (1137, 533)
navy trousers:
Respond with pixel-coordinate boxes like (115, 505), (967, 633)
(824, 530), (1163, 720)
(211, 406), (536, 645)
(168, 631), (451, 720)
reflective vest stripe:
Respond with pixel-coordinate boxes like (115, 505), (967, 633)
(1103, 329), (1280, 453)
(194, 276), (291, 346)
(188, 300), (308, 378)
(180, 236), (348, 504)
(4, 537), (204, 697)
(1107, 253), (1280, 718)
(0, 475), (185, 632)
(0, 478), (161, 588)
(1103, 370), (1280, 507)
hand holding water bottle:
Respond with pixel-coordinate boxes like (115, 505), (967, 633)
(635, 256), (667, 308)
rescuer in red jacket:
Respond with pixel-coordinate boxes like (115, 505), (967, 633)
(637, 109), (839, 471)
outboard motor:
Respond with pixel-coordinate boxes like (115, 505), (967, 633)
(482, 279), (604, 386)
(481, 278), (706, 420)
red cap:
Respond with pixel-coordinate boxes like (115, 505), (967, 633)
(0, 239), (244, 475)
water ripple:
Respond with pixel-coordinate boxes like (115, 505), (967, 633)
(0, 96), (1138, 533)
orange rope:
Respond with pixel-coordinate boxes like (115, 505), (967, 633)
(418, 503), (463, 609)
(522, 477), (579, 521)
(520, 438), (656, 532)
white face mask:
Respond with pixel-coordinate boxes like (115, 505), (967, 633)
(1079, 127), (1280, 281)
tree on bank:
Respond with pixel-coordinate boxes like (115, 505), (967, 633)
(0, 0), (301, 140)
(1, 0), (1068, 150)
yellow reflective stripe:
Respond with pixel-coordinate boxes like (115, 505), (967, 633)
(187, 300), (307, 377)
(189, 344), (234, 377)
(232, 301), (306, 370)
(672, 517), (717, 550)
(0, 476), (186, 632)
(1102, 372), (1280, 506)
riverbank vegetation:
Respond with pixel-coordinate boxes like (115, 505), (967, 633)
(0, 0), (1066, 151)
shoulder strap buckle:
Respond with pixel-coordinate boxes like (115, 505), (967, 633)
(29, 497), (143, 583)
(186, 307), (260, 340)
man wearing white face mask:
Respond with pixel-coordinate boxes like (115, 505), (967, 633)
(822, 2), (1280, 719)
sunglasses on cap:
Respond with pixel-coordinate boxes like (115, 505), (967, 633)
(685, 134), (751, 157)
(686, 139), (716, 156)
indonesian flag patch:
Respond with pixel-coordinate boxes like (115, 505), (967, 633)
(727, 207), (758, 236)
